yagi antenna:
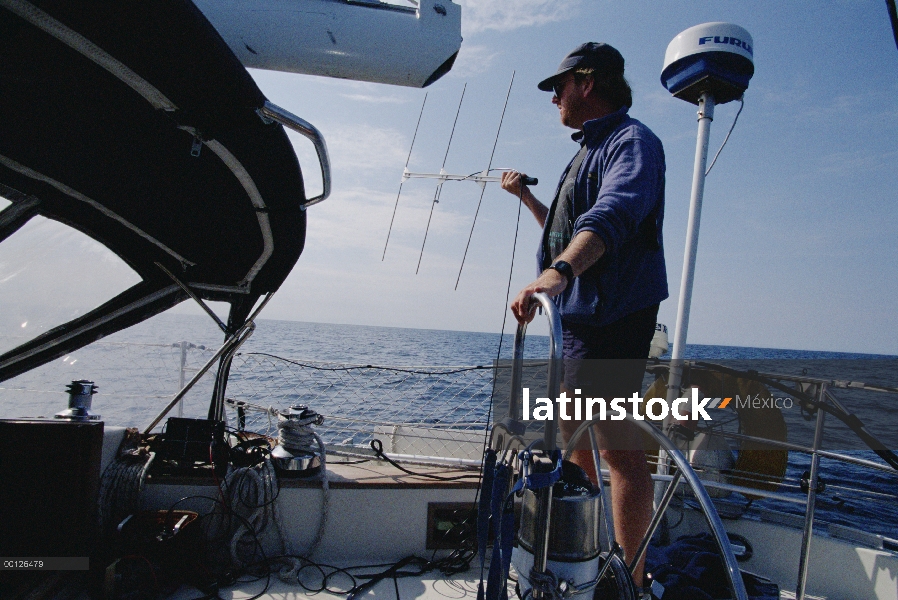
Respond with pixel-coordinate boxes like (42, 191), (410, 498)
(416, 83), (466, 274)
(385, 73), (534, 284)
(454, 71), (517, 289)
(382, 92), (428, 261)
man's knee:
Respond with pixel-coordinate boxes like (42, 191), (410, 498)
(599, 448), (650, 476)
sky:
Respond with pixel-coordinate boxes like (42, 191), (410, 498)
(2, 0), (897, 355)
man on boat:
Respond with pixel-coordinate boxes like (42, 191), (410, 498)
(501, 42), (668, 589)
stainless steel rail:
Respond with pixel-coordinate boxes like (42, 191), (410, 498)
(507, 292), (563, 430)
(796, 383), (827, 600)
(143, 323), (255, 433)
(629, 470), (683, 573)
(510, 293), (563, 600)
(508, 292), (562, 600)
(704, 429), (897, 475)
(644, 361), (898, 600)
(259, 101), (331, 206)
(648, 360), (898, 393)
(144, 291), (275, 432)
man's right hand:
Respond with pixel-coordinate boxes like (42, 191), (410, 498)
(501, 170), (548, 227)
(501, 170), (527, 197)
(510, 268), (568, 324)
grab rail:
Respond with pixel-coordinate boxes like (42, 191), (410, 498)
(259, 101), (331, 206)
(505, 293), (562, 600)
(506, 292), (563, 450)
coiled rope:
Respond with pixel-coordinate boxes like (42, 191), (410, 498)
(97, 429), (155, 534)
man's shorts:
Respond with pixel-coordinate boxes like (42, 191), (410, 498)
(561, 304), (659, 397)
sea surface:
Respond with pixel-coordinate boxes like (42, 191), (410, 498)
(1, 313), (896, 539)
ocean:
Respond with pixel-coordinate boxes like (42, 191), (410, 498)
(1, 313), (896, 539)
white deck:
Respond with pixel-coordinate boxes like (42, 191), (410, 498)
(139, 460), (898, 600)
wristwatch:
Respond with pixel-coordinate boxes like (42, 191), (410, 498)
(547, 260), (574, 285)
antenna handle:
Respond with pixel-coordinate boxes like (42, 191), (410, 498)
(521, 175), (538, 186)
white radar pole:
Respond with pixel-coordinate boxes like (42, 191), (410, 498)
(659, 22), (754, 401)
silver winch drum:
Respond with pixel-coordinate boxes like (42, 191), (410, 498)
(271, 404), (324, 476)
(511, 472), (604, 596)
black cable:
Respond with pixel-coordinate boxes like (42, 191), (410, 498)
(346, 556), (432, 600)
(667, 500), (685, 530)
(369, 439), (481, 480)
(495, 173), (527, 360)
(322, 564), (360, 594)
(243, 353), (492, 375)
(705, 95), (744, 176)
(162, 490), (272, 600)
(207, 169), (532, 591)
(160, 489), (477, 599)
(328, 457), (372, 465)
(270, 554), (362, 594)
(440, 136), (541, 591)
(463, 168), (531, 586)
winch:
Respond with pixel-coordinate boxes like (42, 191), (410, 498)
(271, 404), (325, 476)
(55, 380), (101, 421)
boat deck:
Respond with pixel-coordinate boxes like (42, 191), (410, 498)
(6, 455), (897, 600)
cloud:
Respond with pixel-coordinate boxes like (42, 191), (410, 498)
(0, 266), (24, 284)
(329, 124), (408, 172)
(287, 123), (408, 179)
(447, 44), (499, 78)
(455, 0), (580, 35)
(304, 184), (473, 254)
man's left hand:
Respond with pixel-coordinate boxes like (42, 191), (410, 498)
(510, 269), (568, 324)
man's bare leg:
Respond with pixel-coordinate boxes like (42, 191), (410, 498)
(600, 446), (653, 586)
(559, 411), (653, 587)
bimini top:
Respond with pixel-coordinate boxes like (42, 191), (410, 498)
(0, 0), (309, 381)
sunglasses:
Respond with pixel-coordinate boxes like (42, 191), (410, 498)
(553, 76), (575, 98)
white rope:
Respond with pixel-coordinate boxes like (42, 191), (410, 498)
(97, 446), (155, 532)
(224, 458), (283, 568)
(276, 432), (329, 583)
(305, 432), (329, 557)
(277, 412), (321, 451)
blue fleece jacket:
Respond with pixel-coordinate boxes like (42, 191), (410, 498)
(537, 107), (668, 327)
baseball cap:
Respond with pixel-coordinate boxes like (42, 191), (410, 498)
(537, 42), (625, 91)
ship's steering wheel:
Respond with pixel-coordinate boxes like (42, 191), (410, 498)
(564, 417), (750, 600)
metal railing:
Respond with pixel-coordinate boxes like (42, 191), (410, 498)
(223, 353), (499, 454)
